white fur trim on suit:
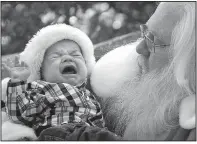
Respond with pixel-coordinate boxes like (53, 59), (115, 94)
(2, 77), (11, 102)
(20, 24), (95, 82)
(2, 120), (37, 140)
(2, 111), (9, 123)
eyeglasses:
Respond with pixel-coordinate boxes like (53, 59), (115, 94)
(140, 24), (170, 53)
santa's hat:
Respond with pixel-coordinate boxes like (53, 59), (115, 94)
(20, 24), (95, 82)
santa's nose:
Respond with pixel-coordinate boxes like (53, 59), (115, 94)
(136, 39), (150, 56)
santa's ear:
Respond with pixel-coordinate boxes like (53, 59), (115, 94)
(179, 95), (195, 129)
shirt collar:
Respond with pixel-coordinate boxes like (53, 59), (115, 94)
(75, 80), (87, 91)
(37, 80), (87, 91)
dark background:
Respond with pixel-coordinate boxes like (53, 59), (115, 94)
(1, 1), (158, 55)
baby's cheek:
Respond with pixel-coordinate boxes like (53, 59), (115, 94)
(50, 59), (61, 68)
(76, 61), (86, 76)
(149, 53), (169, 70)
(81, 65), (88, 78)
(43, 61), (58, 77)
(51, 63), (60, 74)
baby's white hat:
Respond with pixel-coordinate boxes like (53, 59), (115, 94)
(20, 24), (95, 82)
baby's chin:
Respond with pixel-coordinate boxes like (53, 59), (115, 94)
(57, 75), (85, 86)
(57, 76), (77, 85)
(43, 75), (76, 85)
(91, 42), (141, 99)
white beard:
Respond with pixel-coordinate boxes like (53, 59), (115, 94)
(91, 43), (187, 140)
(102, 68), (187, 140)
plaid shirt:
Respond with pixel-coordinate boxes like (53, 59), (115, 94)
(5, 79), (105, 130)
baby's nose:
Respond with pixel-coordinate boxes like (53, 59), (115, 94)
(61, 55), (74, 63)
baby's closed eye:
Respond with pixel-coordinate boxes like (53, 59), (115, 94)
(72, 54), (82, 57)
(49, 53), (61, 59)
(71, 52), (82, 57)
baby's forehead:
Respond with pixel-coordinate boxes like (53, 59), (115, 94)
(46, 39), (82, 54)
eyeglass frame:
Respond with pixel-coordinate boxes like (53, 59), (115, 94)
(139, 24), (171, 53)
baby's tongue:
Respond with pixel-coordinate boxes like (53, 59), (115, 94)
(66, 71), (74, 74)
(63, 67), (76, 74)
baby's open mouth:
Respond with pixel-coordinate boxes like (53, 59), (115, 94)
(61, 65), (77, 74)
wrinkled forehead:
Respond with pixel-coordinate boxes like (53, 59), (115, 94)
(146, 2), (184, 43)
(45, 39), (82, 55)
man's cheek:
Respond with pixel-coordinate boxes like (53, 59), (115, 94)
(149, 54), (169, 71)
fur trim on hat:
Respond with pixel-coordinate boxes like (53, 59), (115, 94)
(20, 24), (95, 82)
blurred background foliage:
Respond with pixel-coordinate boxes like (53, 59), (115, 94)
(1, 1), (157, 55)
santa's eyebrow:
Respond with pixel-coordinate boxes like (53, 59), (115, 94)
(145, 24), (164, 41)
(142, 24), (167, 46)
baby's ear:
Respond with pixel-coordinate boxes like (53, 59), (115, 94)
(179, 95), (195, 129)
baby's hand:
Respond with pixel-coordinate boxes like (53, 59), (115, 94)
(14, 55), (26, 67)
(2, 62), (21, 79)
(2, 56), (30, 80)
(2, 63), (12, 78)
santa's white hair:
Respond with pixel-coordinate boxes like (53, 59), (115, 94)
(170, 2), (195, 95)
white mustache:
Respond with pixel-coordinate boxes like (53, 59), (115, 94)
(91, 42), (141, 98)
